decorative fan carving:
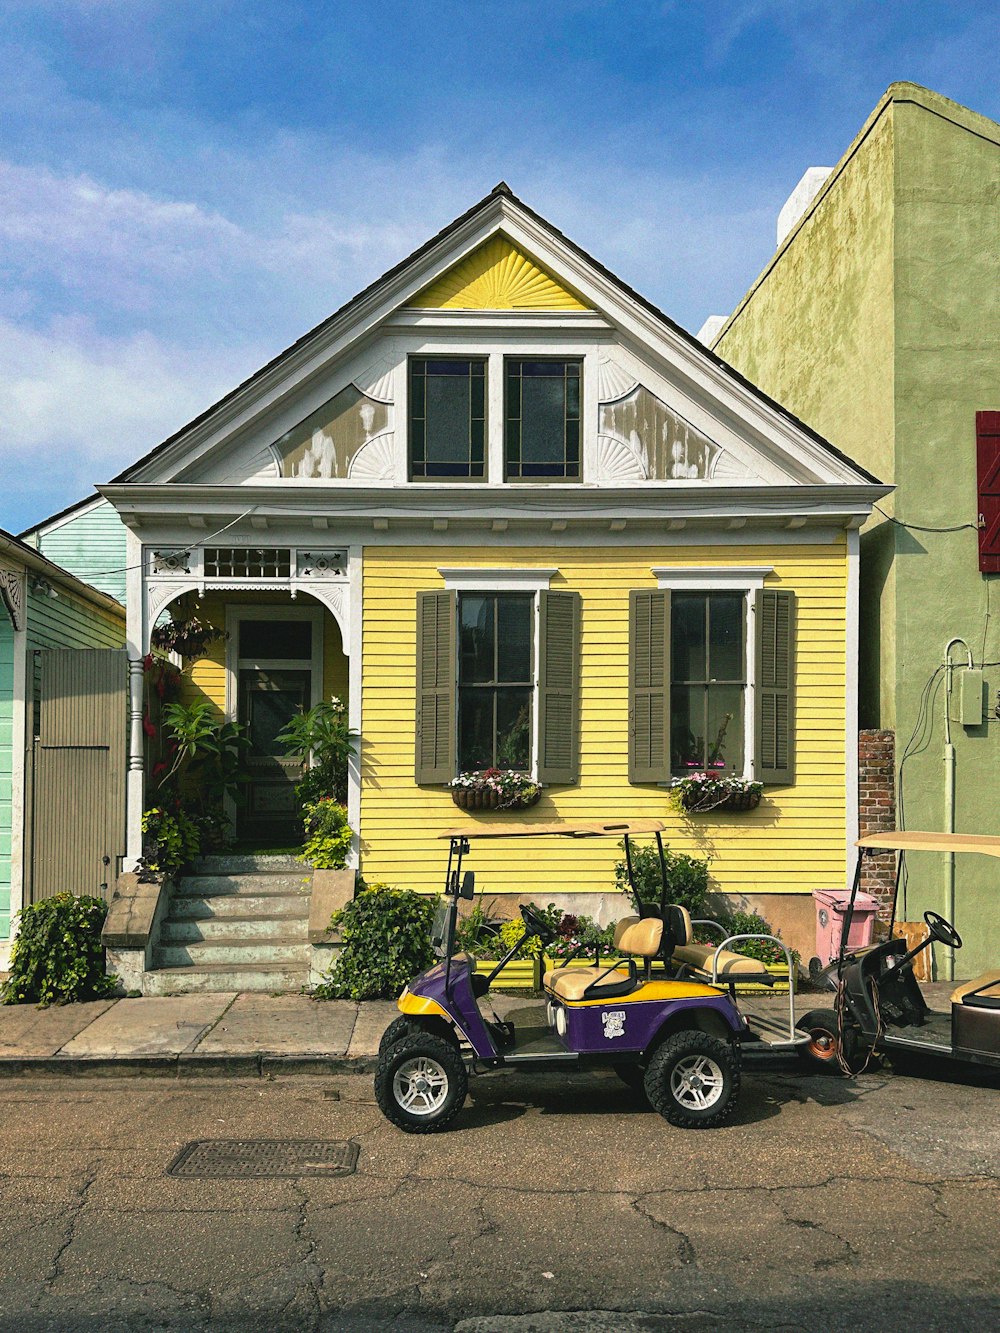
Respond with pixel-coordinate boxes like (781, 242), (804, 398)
(596, 352), (639, 404)
(410, 235), (589, 310)
(0, 564), (25, 630)
(348, 431), (396, 481)
(352, 347), (397, 403)
(597, 433), (650, 482)
(711, 450), (760, 483)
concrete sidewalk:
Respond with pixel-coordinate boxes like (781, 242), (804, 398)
(0, 992), (401, 1076)
(0, 982), (961, 1077)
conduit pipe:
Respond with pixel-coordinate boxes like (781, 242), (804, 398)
(942, 638), (973, 982)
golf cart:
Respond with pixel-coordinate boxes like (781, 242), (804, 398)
(799, 831), (1000, 1074)
(373, 819), (807, 1134)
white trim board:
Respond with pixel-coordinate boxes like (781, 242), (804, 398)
(438, 567), (557, 592)
(652, 566), (772, 590)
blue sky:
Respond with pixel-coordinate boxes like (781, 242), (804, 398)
(1, 0), (998, 531)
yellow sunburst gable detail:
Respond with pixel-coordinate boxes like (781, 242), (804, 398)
(410, 235), (590, 310)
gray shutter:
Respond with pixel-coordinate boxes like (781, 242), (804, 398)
(414, 590), (456, 784)
(629, 589), (670, 783)
(754, 588), (795, 784)
(537, 590), (580, 784)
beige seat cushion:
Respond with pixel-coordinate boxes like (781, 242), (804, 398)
(951, 969), (1000, 1005)
(547, 966), (632, 1002)
(614, 916), (663, 958)
(672, 942), (769, 978)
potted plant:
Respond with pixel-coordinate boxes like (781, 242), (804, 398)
(449, 768), (542, 811)
(150, 615), (225, 659)
(669, 772), (763, 814)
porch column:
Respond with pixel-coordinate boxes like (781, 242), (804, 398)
(127, 656), (145, 864)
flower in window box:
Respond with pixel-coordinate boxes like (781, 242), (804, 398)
(669, 771), (763, 815)
(449, 768), (543, 811)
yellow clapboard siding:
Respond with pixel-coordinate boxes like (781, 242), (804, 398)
(360, 543), (850, 900)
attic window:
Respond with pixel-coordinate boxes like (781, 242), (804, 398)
(409, 357), (486, 480)
(505, 358), (581, 481)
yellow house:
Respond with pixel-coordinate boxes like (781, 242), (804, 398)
(103, 184), (887, 976)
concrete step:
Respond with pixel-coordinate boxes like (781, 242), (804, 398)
(160, 916), (309, 944)
(169, 893), (307, 921)
(143, 962), (310, 996)
(154, 938), (311, 968)
(175, 874), (312, 897)
(191, 855), (310, 875)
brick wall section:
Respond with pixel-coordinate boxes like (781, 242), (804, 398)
(858, 729), (896, 923)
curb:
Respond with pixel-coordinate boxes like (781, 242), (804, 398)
(0, 1052), (379, 1078)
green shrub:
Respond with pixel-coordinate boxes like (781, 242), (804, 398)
(614, 840), (709, 918)
(277, 697), (357, 808)
(497, 903), (563, 958)
(2, 894), (118, 1006)
(141, 806), (201, 875)
(301, 799), (353, 869)
(717, 909), (799, 967)
(314, 882), (435, 1000)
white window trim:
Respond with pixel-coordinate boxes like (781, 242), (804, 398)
(438, 567), (556, 593)
(652, 567), (774, 782)
(442, 570), (557, 780)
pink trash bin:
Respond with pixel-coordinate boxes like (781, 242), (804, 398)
(813, 889), (878, 967)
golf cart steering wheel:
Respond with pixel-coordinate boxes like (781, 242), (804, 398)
(520, 904), (556, 944)
(923, 910), (963, 950)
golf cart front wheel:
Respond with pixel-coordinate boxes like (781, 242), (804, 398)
(644, 1031), (740, 1129)
(374, 1033), (468, 1134)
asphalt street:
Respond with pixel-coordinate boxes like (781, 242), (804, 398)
(0, 1059), (997, 1332)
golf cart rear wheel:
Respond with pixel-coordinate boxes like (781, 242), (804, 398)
(375, 1033), (468, 1134)
(797, 1008), (865, 1074)
(644, 1031), (740, 1129)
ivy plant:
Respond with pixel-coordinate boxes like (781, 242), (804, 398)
(141, 806), (201, 875)
(2, 895), (119, 1007)
(313, 882), (435, 1001)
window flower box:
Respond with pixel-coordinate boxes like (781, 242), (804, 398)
(670, 772), (763, 815)
(449, 769), (542, 811)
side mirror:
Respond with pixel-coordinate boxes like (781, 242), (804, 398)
(460, 871), (476, 901)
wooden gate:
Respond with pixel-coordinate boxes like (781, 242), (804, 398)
(26, 649), (127, 903)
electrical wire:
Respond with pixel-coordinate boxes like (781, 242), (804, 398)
(874, 504), (979, 535)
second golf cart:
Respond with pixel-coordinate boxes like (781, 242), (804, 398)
(374, 819), (807, 1133)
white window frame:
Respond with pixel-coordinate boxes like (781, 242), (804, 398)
(439, 568), (556, 779)
(651, 567), (773, 782)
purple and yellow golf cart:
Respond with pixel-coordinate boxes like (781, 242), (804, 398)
(374, 820), (806, 1133)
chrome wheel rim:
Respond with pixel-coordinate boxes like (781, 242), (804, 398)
(392, 1056), (449, 1116)
(670, 1054), (725, 1111)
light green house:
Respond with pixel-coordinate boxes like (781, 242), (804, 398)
(0, 525), (125, 968)
(713, 83), (1000, 975)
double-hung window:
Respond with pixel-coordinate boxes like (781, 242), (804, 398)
(629, 580), (795, 785)
(457, 594), (533, 771)
(409, 357), (486, 480)
(415, 584), (581, 784)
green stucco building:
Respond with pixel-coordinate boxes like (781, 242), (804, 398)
(714, 83), (1000, 975)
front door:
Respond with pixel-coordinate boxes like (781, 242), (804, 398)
(233, 613), (321, 845)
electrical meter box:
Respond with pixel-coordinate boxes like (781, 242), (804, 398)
(960, 669), (985, 727)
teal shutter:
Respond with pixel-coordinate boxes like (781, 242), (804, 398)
(414, 590), (456, 784)
(537, 590), (581, 784)
(754, 588), (795, 784)
(629, 589), (670, 783)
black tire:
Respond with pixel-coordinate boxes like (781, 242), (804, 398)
(643, 1030), (740, 1129)
(374, 1034), (468, 1134)
(613, 1062), (648, 1098)
(797, 1008), (867, 1075)
(378, 1016), (419, 1056)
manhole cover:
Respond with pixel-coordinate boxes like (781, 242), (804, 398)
(166, 1139), (360, 1179)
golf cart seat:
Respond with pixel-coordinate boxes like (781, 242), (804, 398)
(543, 916), (664, 1001)
(951, 970), (1000, 1009)
(668, 906), (772, 984)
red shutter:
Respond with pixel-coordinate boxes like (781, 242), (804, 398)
(976, 412), (1000, 573)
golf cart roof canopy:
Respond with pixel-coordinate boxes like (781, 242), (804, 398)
(857, 830), (1000, 858)
(439, 819), (666, 840)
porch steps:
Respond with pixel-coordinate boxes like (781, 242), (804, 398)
(146, 857), (314, 995)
